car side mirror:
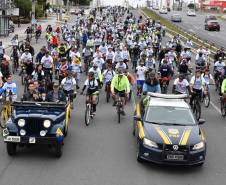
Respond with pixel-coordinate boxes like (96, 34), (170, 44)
(198, 119), (205, 125)
(134, 115), (142, 122)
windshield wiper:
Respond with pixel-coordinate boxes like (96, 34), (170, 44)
(145, 121), (163, 125)
(161, 123), (193, 126)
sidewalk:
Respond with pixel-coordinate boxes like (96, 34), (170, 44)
(0, 13), (70, 50)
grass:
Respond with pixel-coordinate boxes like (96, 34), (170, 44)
(141, 8), (219, 53)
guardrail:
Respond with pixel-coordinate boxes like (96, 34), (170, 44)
(140, 8), (221, 60)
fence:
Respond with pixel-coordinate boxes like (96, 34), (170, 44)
(0, 15), (10, 37)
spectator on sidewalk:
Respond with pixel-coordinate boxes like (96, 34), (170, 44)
(0, 41), (5, 61)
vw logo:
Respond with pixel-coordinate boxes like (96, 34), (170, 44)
(173, 145), (179, 151)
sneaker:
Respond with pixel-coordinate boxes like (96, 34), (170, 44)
(112, 101), (116, 106)
(92, 111), (96, 115)
(121, 110), (126, 116)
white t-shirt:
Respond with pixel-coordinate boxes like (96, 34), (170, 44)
(174, 78), (189, 94)
(61, 77), (76, 91)
(190, 76), (206, 90)
(41, 55), (53, 69)
(136, 66), (147, 81)
(21, 52), (32, 61)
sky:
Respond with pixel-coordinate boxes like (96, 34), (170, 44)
(99, 0), (147, 7)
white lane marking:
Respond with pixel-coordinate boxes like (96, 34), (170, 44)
(210, 101), (222, 115)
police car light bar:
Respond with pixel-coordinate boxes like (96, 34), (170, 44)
(147, 92), (189, 99)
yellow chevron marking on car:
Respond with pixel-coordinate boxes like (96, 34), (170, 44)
(155, 127), (172, 144)
(180, 128), (192, 145)
(200, 128), (206, 141)
(136, 103), (145, 139)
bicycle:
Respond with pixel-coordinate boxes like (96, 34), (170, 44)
(105, 81), (111, 103)
(202, 84), (214, 108)
(35, 31), (41, 43)
(84, 91), (99, 126)
(21, 65), (27, 85)
(115, 93), (123, 124)
(191, 91), (202, 120)
(0, 93), (13, 128)
(220, 95), (226, 117)
(11, 56), (19, 74)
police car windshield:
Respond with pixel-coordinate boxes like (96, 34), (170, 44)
(145, 106), (196, 126)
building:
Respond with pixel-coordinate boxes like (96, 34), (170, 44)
(203, 0), (226, 9)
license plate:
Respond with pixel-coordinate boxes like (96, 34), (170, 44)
(4, 136), (21, 143)
(167, 154), (184, 160)
(29, 137), (36, 144)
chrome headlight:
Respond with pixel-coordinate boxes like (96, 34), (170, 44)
(18, 119), (26, 127)
(193, 141), (205, 150)
(143, 138), (158, 148)
(20, 129), (26, 136)
(43, 120), (51, 128)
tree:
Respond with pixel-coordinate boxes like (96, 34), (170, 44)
(14, 0), (32, 17)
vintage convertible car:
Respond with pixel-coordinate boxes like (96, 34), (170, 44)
(2, 101), (71, 157)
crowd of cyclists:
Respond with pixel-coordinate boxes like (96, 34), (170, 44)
(0, 5), (225, 119)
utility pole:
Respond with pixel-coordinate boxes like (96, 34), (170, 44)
(59, 0), (62, 21)
(56, 0), (59, 20)
(66, 0), (69, 15)
(31, 0), (36, 25)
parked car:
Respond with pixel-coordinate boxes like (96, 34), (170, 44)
(171, 14), (182, 22)
(204, 20), (220, 31)
(159, 8), (168, 14)
(187, 9), (196, 16)
(3, 101), (71, 157)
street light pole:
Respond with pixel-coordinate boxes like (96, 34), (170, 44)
(31, 0), (36, 25)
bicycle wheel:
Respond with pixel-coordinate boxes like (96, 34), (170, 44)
(21, 74), (24, 85)
(106, 89), (110, 103)
(117, 102), (121, 124)
(195, 102), (201, 120)
(85, 104), (91, 126)
(0, 108), (8, 128)
(221, 100), (226, 117)
(204, 93), (210, 108)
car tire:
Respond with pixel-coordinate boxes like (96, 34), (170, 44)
(7, 143), (17, 156)
(55, 143), (62, 158)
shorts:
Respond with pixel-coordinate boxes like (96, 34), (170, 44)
(114, 88), (126, 97)
(87, 89), (98, 96)
(137, 80), (145, 87)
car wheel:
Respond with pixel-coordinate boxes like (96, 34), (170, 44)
(55, 143), (62, 158)
(7, 143), (17, 156)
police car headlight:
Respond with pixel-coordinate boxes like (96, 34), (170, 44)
(18, 119), (26, 127)
(20, 129), (26, 136)
(43, 120), (51, 128)
(193, 141), (205, 150)
(143, 138), (158, 148)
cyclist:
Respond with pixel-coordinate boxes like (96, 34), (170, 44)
(0, 57), (10, 79)
(32, 64), (45, 82)
(71, 56), (82, 89)
(142, 72), (161, 94)
(214, 57), (225, 81)
(0, 75), (17, 101)
(111, 68), (130, 115)
(172, 74), (190, 94)
(141, 72), (161, 115)
(41, 50), (53, 81)
(89, 63), (103, 88)
(103, 64), (115, 92)
(81, 71), (99, 116)
(136, 61), (147, 96)
(190, 69), (206, 105)
(221, 78), (226, 96)
(61, 71), (77, 108)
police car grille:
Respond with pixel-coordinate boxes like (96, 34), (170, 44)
(25, 119), (44, 134)
(164, 144), (189, 152)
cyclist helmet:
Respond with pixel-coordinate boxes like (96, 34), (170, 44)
(117, 67), (124, 76)
(89, 71), (95, 78)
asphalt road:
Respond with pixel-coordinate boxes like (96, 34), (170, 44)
(0, 10), (226, 185)
(152, 8), (226, 48)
